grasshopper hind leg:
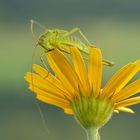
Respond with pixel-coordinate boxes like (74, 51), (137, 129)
(102, 59), (115, 67)
(64, 27), (91, 46)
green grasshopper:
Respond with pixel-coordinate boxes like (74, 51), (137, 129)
(31, 20), (114, 67)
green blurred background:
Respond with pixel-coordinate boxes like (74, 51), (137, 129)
(1, 0), (140, 140)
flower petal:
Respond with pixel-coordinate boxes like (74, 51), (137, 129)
(32, 64), (72, 99)
(70, 47), (90, 95)
(37, 94), (70, 109)
(113, 79), (140, 102)
(25, 72), (71, 100)
(102, 61), (140, 98)
(33, 64), (50, 78)
(64, 108), (74, 115)
(115, 107), (135, 114)
(115, 96), (140, 108)
(29, 85), (69, 105)
(47, 49), (80, 96)
(88, 48), (102, 96)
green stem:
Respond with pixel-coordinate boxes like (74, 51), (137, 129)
(86, 127), (100, 140)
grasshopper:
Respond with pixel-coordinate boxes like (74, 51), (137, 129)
(31, 20), (114, 67)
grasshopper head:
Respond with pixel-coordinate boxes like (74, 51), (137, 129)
(37, 30), (55, 50)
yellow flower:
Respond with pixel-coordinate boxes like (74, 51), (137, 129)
(25, 47), (140, 139)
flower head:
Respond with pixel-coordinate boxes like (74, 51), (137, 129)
(25, 48), (140, 130)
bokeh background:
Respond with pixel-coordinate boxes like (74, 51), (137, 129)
(1, 0), (140, 140)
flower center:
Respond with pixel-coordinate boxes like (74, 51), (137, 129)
(71, 92), (113, 129)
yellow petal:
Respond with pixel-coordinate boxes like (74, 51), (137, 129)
(113, 79), (140, 102)
(29, 85), (70, 104)
(114, 110), (119, 113)
(32, 64), (72, 99)
(134, 60), (140, 66)
(88, 48), (102, 97)
(115, 107), (135, 114)
(115, 60), (140, 92)
(25, 72), (70, 100)
(37, 94), (70, 109)
(102, 61), (140, 98)
(33, 64), (50, 78)
(64, 108), (74, 115)
(47, 49), (80, 96)
(70, 47), (90, 95)
(115, 96), (140, 108)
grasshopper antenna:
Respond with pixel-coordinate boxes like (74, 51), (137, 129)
(30, 19), (46, 39)
(31, 43), (50, 134)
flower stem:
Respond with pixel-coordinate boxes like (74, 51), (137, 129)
(86, 127), (100, 140)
